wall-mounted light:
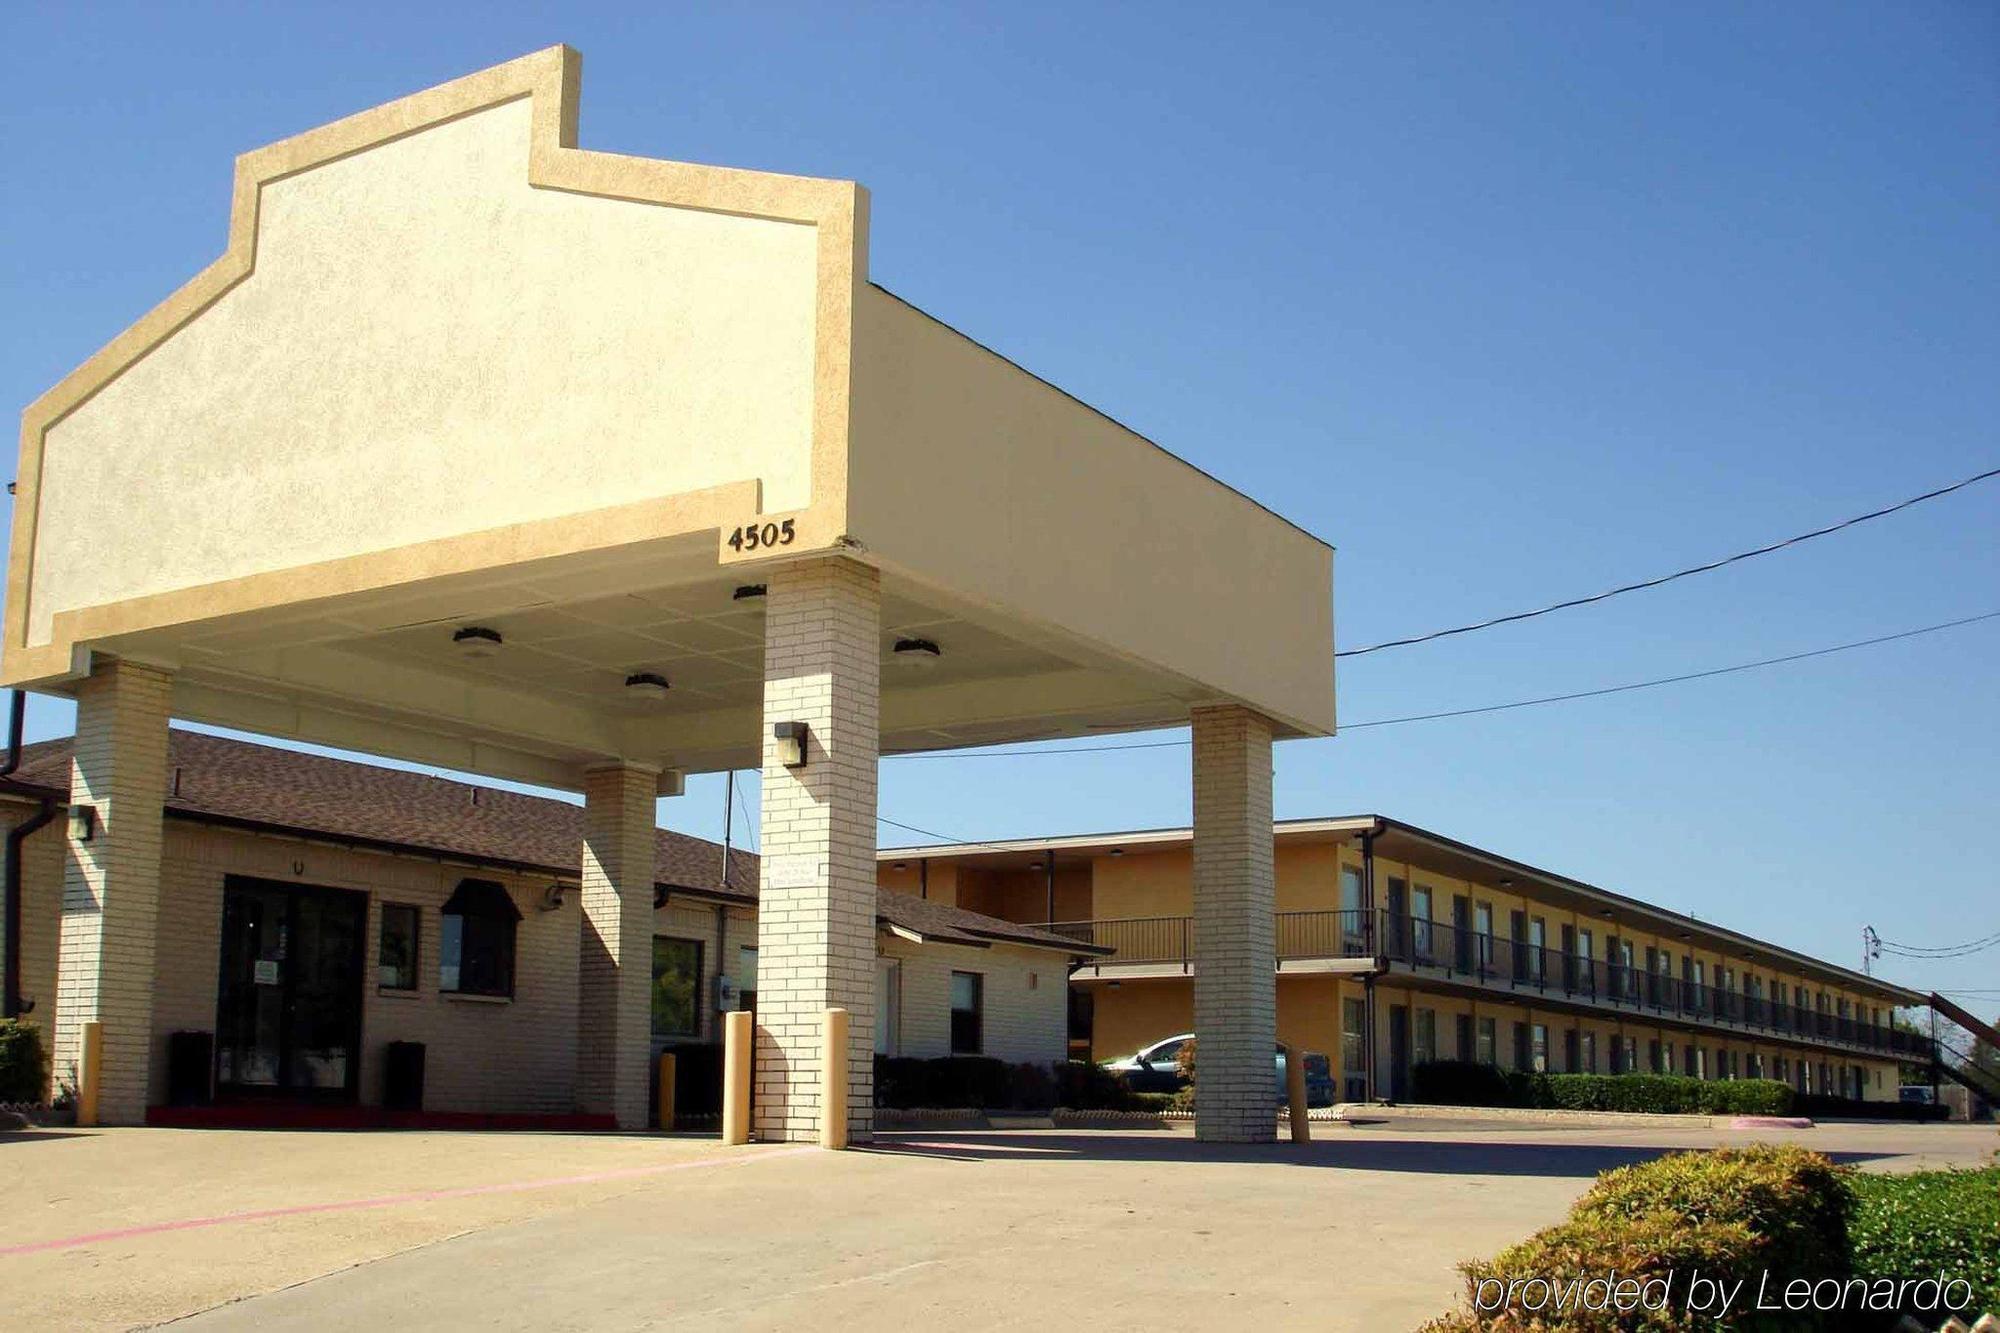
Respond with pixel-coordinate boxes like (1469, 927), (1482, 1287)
(68, 804), (97, 843)
(453, 626), (504, 659)
(624, 671), (671, 699)
(539, 883), (567, 912)
(773, 721), (810, 768)
(1109, 848), (1125, 858)
(891, 637), (942, 667)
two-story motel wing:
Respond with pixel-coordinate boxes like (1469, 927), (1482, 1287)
(879, 816), (1931, 1104)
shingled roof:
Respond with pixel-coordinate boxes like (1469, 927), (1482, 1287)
(5, 730), (1105, 957)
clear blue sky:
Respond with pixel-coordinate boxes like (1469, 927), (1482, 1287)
(4, 4), (1995, 1002)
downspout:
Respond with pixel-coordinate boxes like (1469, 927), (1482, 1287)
(1044, 854), (1056, 924)
(4, 691), (58, 1019)
(1360, 824), (1379, 1103)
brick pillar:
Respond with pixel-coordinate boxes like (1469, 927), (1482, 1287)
(1190, 703), (1276, 1143)
(755, 557), (879, 1143)
(54, 659), (171, 1123)
(577, 761), (659, 1129)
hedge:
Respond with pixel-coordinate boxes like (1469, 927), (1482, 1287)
(1794, 1092), (1947, 1122)
(1411, 1059), (1795, 1116)
(1848, 1165), (1999, 1319)
(1428, 1146), (1854, 1331)
(0, 1020), (46, 1105)
(873, 1056), (1138, 1111)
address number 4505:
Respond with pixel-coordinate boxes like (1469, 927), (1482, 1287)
(727, 519), (796, 553)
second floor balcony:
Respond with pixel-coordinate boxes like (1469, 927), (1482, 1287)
(1045, 908), (1930, 1062)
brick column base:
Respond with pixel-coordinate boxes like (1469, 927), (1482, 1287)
(54, 659), (172, 1124)
(754, 557), (880, 1144)
(577, 761), (659, 1129)
(1191, 703), (1276, 1144)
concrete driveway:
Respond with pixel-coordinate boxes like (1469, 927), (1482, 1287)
(3, 1118), (1993, 1331)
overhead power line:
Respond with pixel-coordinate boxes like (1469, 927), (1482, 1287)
(1337, 465), (2000, 659)
(1341, 609), (2000, 729)
(1878, 926), (2000, 960)
(885, 609), (2000, 758)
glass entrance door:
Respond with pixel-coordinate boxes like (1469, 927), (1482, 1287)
(215, 877), (367, 1098)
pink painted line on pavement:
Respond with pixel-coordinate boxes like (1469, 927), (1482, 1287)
(0, 1144), (817, 1258)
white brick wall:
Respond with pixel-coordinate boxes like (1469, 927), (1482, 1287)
(1190, 704), (1277, 1143)
(755, 557), (880, 1143)
(879, 938), (1065, 1064)
(56, 660), (172, 1123)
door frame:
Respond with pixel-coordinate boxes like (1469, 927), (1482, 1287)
(213, 875), (369, 1102)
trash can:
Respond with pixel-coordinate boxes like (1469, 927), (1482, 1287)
(166, 1030), (213, 1106)
(383, 1041), (426, 1112)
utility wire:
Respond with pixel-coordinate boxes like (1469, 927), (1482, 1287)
(1341, 610), (2000, 730)
(878, 813), (1033, 855)
(1878, 929), (2000, 960)
(886, 609), (2000, 756)
(1336, 465), (2000, 659)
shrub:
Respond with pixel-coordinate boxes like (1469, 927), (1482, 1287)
(874, 1055), (1014, 1109)
(1439, 1146), (1855, 1331)
(0, 1020), (46, 1104)
(1412, 1059), (1518, 1107)
(875, 1056), (1141, 1111)
(1056, 1059), (1138, 1111)
(1848, 1165), (2000, 1319)
(1411, 1062), (1796, 1117)
(1795, 1092), (1946, 1122)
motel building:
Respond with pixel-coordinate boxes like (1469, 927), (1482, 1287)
(878, 820), (1930, 1105)
(0, 47), (1334, 1143)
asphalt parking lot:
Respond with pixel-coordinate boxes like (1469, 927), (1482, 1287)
(3, 1117), (1993, 1331)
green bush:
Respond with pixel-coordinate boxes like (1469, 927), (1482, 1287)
(1054, 1059), (1138, 1111)
(1441, 1146), (1854, 1331)
(1795, 1092), (1947, 1122)
(0, 1020), (46, 1104)
(874, 1056), (1139, 1111)
(1848, 1165), (2000, 1319)
(1411, 1059), (1518, 1107)
(1411, 1061), (1795, 1117)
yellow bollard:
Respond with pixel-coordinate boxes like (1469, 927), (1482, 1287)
(721, 1010), (752, 1145)
(655, 1051), (677, 1131)
(820, 1007), (849, 1150)
(1283, 1040), (1310, 1145)
(77, 1021), (103, 1128)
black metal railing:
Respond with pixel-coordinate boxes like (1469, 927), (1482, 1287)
(1047, 908), (1931, 1060)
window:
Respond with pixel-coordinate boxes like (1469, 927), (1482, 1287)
(1621, 1036), (1637, 1075)
(1411, 885), (1433, 957)
(950, 971), (984, 1054)
(875, 958), (901, 1055)
(1475, 1017), (1497, 1066)
(439, 878), (519, 997)
(1528, 918), (1546, 981)
(1530, 1024), (1548, 1073)
(1341, 998), (1367, 1078)
(1581, 1031), (1597, 1074)
(1339, 866), (1366, 950)
(1474, 902), (1494, 968)
(651, 937), (702, 1038)
(736, 945), (758, 1014)
(378, 903), (420, 990)
(1414, 1008), (1437, 1065)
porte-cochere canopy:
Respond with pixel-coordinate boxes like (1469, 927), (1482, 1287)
(6, 46), (1334, 789)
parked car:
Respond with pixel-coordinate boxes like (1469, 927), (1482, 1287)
(1102, 1034), (1337, 1106)
(1898, 1085), (1937, 1105)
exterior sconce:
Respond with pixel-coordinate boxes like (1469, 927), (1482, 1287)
(538, 882), (567, 912)
(772, 721), (810, 768)
(68, 804), (97, 842)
